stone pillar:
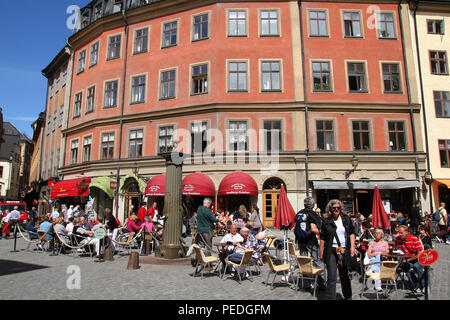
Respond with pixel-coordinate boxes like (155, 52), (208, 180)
(160, 152), (185, 259)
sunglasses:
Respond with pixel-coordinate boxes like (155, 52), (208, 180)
(331, 207), (341, 211)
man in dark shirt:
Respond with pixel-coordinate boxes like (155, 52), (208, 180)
(196, 198), (218, 254)
(410, 200), (422, 236)
(295, 196), (325, 289)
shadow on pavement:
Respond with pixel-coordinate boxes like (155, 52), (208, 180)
(0, 259), (49, 277)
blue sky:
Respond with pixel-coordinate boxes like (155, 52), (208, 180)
(0, 0), (90, 137)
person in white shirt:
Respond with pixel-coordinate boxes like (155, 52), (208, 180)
(66, 205), (74, 220)
(51, 208), (60, 220)
(2, 207), (21, 238)
(219, 224), (244, 272)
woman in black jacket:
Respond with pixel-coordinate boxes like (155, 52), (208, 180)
(320, 199), (357, 300)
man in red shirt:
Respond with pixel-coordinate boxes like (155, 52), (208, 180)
(137, 202), (148, 224)
(147, 202), (158, 220)
(394, 225), (425, 294)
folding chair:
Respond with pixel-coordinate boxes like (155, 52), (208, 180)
(225, 250), (255, 284)
(37, 231), (49, 253)
(193, 245), (221, 279)
(362, 261), (400, 300)
(264, 252), (293, 290)
(295, 256), (324, 297)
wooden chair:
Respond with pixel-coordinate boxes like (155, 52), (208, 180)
(363, 260), (399, 300)
(37, 231), (48, 253)
(295, 256), (324, 297)
(193, 245), (221, 279)
(226, 250), (255, 284)
(264, 252), (293, 290)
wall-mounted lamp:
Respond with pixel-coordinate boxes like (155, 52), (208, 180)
(345, 155), (359, 180)
(423, 171), (433, 185)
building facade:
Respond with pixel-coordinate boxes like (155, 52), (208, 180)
(408, 0), (450, 212)
(43, 0), (430, 224)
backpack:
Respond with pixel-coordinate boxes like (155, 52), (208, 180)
(294, 212), (309, 240)
(433, 209), (442, 222)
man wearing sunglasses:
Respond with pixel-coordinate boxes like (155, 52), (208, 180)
(320, 199), (356, 300)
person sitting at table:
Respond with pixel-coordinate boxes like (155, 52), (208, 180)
(219, 224), (244, 270)
(394, 225), (425, 294)
(24, 216), (38, 240)
(228, 227), (260, 278)
(390, 221), (401, 241)
(53, 217), (70, 254)
(141, 214), (156, 233)
(365, 228), (389, 292)
(418, 225), (433, 250)
(126, 214), (142, 233)
(73, 217), (101, 258)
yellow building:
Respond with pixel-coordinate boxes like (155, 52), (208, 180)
(409, 0), (450, 212)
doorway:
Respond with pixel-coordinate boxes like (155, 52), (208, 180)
(124, 181), (141, 220)
(262, 178), (285, 227)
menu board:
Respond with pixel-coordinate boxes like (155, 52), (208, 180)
(342, 199), (354, 215)
(382, 199), (391, 214)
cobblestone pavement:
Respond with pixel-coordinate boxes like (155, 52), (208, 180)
(0, 228), (448, 300)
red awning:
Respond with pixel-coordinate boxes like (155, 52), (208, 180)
(218, 172), (258, 196)
(183, 173), (216, 196)
(50, 178), (91, 200)
(145, 175), (166, 197)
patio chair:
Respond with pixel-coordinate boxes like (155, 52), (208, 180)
(15, 225), (40, 252)
(73, 234), (95, 257)
(295, 256), (324, 297)
(193, 245), (221, 279)
(362, 261), (399, 300)
(264, 252), (293, 290)
(287, 241), (300, 271)
(225, 250), (255, 284)
(140, 230), (154, 254)
(37, 231), (49, 253)
(112, 231), (140, 255)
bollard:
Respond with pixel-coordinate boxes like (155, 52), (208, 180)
(127, 252), (140, 270)
(104, 246), (114, 261)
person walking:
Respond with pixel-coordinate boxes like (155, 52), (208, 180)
(250, 205), (262, 234)
(320, 199), (356, 300)
(437, 202), (448, 244)
(196, 198), (218, 254)
(294, 196), (325, 289)
(410, 201), (422, 236)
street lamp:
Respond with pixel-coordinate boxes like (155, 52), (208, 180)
(345, 155), (359, 180)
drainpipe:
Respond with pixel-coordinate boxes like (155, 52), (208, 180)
(115, 9), (129, 219)
(299, 1), (310, 197)
(62, 39), (76, 179)
(412, 0), (433, 212)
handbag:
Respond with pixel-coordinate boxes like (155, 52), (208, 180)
(333, 230), (348, 267)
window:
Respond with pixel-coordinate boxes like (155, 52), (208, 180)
(229, 120), (248, 151)
(193, 14), (209, 41)
(260, 10), (279, 36)
(228, 10), (247, 36)
(309, 10), (328, 37)
(63, 68), (67, 86)
(191, 122), (208, 153)
(192, 64), (208, 95)
(56, 149), (60, 172)
(352, 120), (370, 151)
(264, 120), (282, 152)
(160, 70), (176, 99)
(312, 61), (331, 91)
(439, 140), (450, 167)
(74, 93), (82, 118)
(78, 50), (86, 73)
(101, 133), (115, 160)
(388, 121), (406, 151)
(162, 21), (178, 47)
(104, 80), (118, 108)
(70, 140), (79, 165)
(377, 12), (395, 39)
(134, 28), (148, 54)
(316, 120), (334, 151)
(347, 62), (367, 92)
(90, 42), (99, 67)
(229, 62), (248, 92)
(0, 166), (3, 178)
(434, 91), (450, 118)
(430, 51), (448, 75)
(428, 20), (444, 35)
(382, 63), (401, 93)
(131, 75), (146, 104)
(113, 0), (124, 13)
(159, 126), (174, 153)
(129, 129), (143, 158)
(86, 86), (95, 113)
(94, 4), (103, 20)
(107, 35), (121, 60)
(83, 136), (92, 162)
(343, 11), (361, 37)
(59, 106), (64, 127)
(261, 61), (281, 92)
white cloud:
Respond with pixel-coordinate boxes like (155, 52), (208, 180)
(5, 117), (36, 122)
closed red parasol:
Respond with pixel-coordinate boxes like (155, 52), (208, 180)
(372, 186), (391, 229)
(274, 185), (296, 230)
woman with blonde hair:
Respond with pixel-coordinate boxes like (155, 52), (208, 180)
(233, 205), (249, 232)
(365, 228), (389, 291)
